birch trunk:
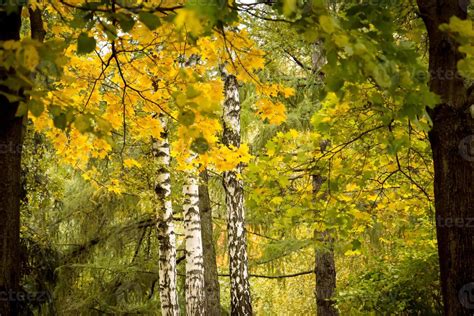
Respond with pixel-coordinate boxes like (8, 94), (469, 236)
(199, 170), (221, 315)
(153, 114), (180, 316)
(183, 156), (205, 315)
(221, 72), (253, 315)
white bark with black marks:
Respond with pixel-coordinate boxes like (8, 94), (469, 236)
(183, 155), (205, 315)
(153, 114), (180, 316)
(221, 72), (253, 315)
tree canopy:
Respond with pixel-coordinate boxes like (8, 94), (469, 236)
(0, 0), (473, 315)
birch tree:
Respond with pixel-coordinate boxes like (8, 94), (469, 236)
(153, 114), (179, 316)
(182, 155), (205, 315)
(221, 71), (253, 315)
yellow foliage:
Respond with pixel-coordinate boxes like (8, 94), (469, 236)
(124, 159), (143, 169)
(256, 98), (287, 125)
(174, 9), (205, 35)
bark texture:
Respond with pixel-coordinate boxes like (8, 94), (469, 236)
(416, 0), (474, 314)
(312, 175), (338, 316)
(28, 8), (46, 42)
(183, 157), (205, 315)
(153, 114), (180, 316)
(221, 73), (253, 315)
(199, 170), (221, 315)
(315, 232), (337, 316)
(0, 7), (23, 316)
(311, 41), (338, 316)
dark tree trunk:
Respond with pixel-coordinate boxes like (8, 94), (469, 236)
(0, 6), (24, 316)
(28, 8), (46, 42)
(222, 72), (253, 315)
(314, 231), (337, 316)
(198, 169), (221, 315)
(312, 175), (338, 316)
(416, 1), (474, 314)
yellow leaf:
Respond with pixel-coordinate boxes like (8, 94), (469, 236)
(319, 15), (337, 34)
(333, 34), (349, 47)
(271, 196), (284, 205)
(256, 99), (287, 125)
(283, 0), (297, 17)
(345, 183), (359, 191)
(22, 44), (40, 71)
(124, 158), (142, 169)
(174, 9), (204, 35)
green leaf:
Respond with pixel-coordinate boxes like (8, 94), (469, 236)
(352, 239), (362, 250)
(116, 13), (135, 32)
(319, 15), (336, 34)
(48, 105), (62, 116)
(103, 23), (118, 41)
(74, 115), (92, 133)
(15, 102), (28, 117)
(326, 76), (344, 92)
(174, 93), (187, 107)
(29, 99), (44, 117)
(70, 12), (93, 28)
(191, 137), (209, 154)
(53, 113), (67, 130)
(186, 85), (201, 99)
(139, 12), (161, 30)
(372, 65), (391, 88)
(77, 33), (96, 55)
(282, 0), (297, 17)
(179, 110), (195, 126)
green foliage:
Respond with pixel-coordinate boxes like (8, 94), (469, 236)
(77, 32), (96, 54)
(138, 12), (161, 30)
(11, 0), (469, 314)
(337, 246), (442, 315)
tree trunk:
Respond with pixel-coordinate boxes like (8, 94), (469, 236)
(28, 8), (46, 42)
(153, 114), (180, 316)
(315, 232), (337, 316)
(311, 41), (338, 316)
(0, 7), (23, 316)
(312, 175), (338, 316)
(221, 72), (253, 315)
(183, 157), (205, 315)
(416, 1), (474, 314)
(198, 169), (221, 315)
